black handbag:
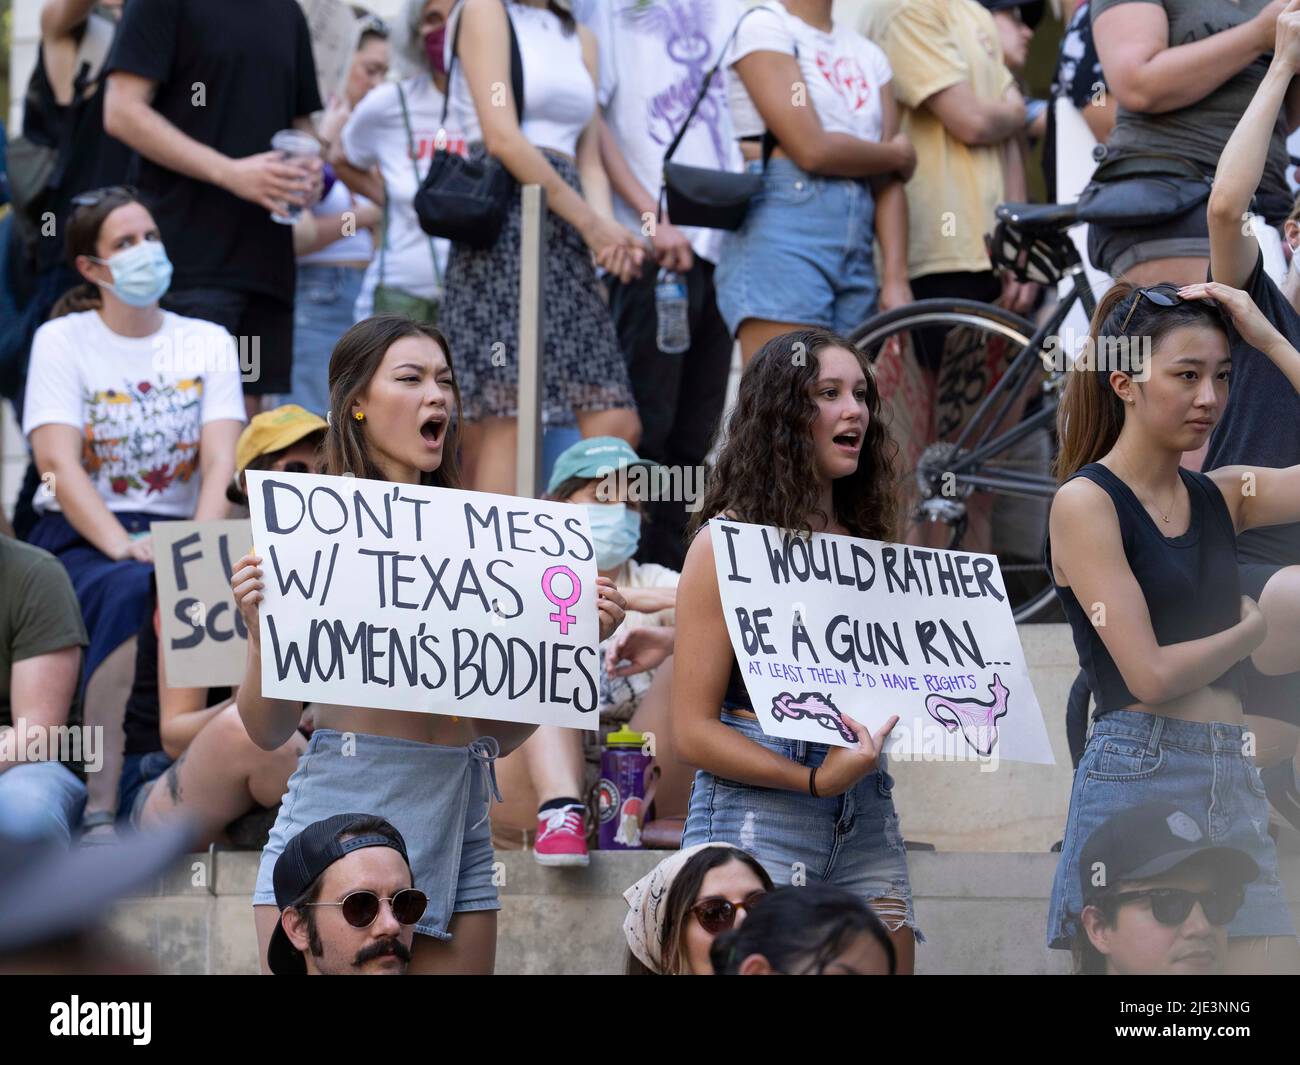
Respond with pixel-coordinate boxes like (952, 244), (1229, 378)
(659, 7), (776, 232)
(1075, 152), (1212, 227)
(413, 2), (525, 249)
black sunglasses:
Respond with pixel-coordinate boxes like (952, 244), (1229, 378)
(691, 890), (767, 935)
(1108, 885), (1245, 927)
(299, 887), (428, 928)
(1118, 285), (1183, 334)
(69, 184), (138, 209)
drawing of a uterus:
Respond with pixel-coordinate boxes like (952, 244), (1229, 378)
(925, 674), (1010, 756)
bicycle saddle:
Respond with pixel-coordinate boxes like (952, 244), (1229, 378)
(994, 201), (1079, 230)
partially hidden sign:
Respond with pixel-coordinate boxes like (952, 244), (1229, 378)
(711, 520), (1054, 763)
(152, 519), (252, 688)
(246, 471), (601, 729)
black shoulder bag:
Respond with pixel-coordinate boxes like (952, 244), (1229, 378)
(1074, 151), (1212, 227)
(659, 6), (777, 232)
(413, 1), (525, 249)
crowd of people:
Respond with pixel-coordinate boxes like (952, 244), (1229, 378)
(2, 0), (1300, 976)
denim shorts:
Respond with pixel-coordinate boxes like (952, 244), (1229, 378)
(116, 749), (174, 830)
(682, 710), (921, 938)
(253, 729), (502, 940)
(1048, 711), (1295, 949)
(714, 157), (877, 337)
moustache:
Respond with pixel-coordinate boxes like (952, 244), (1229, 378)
(354, 937), (412, 967)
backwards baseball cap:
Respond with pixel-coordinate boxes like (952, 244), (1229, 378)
(268, 813), (412, 976)
(979, 0), (1046, 27)
(1078, 802), (1259, 905)
(235, 404), (327, 477)
(546, 435), (655, 495)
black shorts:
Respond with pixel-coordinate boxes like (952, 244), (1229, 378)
(1238, 561), (1300, 725)
(161, 286), (294, 395)
(1087, 199), (1209, 278)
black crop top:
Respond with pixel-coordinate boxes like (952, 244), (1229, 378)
(1046, 463), (1244, 715)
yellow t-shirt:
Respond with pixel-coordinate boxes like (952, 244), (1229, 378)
(859, 0), (1013, 279)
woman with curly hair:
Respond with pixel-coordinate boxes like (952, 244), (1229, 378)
(672, 328), (921, 973)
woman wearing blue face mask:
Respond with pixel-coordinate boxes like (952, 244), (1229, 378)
(492, 437), (692, 867)
(21, 186), (246, 838)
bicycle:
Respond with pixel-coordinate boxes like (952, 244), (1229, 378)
(849, 200), (1101, 622)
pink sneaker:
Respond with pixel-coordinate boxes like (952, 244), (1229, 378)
(534, 804), (589, 867)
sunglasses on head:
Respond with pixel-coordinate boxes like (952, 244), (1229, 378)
(299, 887), (428, 928)
(70, 184), (138, 209)
(1118, 285), (1183, 334)
(1108, 885), (1245, 926)
(691, 890), (766, 935)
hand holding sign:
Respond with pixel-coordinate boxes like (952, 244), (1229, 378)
(595, 577), (627, 642)
(231, 553), (265, 649)
(815, 712), (899, 796)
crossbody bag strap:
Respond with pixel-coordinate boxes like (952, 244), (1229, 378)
(658, 4), (777, 221)
(396, 78), (442, 289)
(439, 0), (525, 129)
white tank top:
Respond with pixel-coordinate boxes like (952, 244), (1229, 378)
(446, 2), (595, 158)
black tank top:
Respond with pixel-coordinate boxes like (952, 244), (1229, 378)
(1046, 463), (1244, 715)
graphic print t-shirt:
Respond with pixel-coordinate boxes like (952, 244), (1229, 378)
(23, 311), (247, 518)
(581, 0), (745, 265)
(728, 2), (893, 144)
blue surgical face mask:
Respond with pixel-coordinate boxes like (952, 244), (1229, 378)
(586, 503), (640, 571)
(92, 240), (173, 307)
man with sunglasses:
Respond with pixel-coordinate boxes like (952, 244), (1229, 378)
(1075, 802), (1259, 975)
(268, 813), (428, 976)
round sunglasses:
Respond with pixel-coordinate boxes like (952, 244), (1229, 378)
(1108, 885), (1245, 927)
(691, 890), (767, 935)
(299, 887), (428, 928)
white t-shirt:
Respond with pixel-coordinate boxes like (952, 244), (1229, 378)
(298, 177), (375, 267)
(600, 559), (678, 723)
(728, 2), (892, 144)
(341, 76), (460, 308)
(582, 0), (744, 265)
(23, 310), (247, 518)
(446, 2), (596, 157)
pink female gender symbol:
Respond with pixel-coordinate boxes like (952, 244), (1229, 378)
(542, 565), (582, 635)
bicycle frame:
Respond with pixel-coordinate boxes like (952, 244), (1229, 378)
(939, 253), (1099, 500)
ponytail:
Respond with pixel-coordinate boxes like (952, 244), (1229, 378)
(48, 282), (103, 320)
(1055, 283), (1134, 482)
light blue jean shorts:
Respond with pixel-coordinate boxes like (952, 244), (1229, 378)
(682, 710), (921, 939)
(253, 729), (502, 940)
(1048, 711), (1296, 949)
(714, 157), (878, 338)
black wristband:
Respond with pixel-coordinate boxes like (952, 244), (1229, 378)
(809, 766), (819, 797)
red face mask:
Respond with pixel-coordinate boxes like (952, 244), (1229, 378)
(424, 24), (448, 75)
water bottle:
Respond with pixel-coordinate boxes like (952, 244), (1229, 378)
(655, 269), (690, 355)
(597, 725), (653, 850)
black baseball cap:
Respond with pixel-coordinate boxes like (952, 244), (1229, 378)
(1078, 802), (1259, 905)
(268, 813), (412, 976)
(979, 0), (1046, 27)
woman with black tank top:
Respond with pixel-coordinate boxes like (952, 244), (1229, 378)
(673, 329), (921, 973)
(1046, 278), (1300, 972)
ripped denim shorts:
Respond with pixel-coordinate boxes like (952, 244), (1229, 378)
(682, 710), (922, 940)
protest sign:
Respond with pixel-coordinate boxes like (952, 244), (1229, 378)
(152, 520), (252, 689)
(711, 520), (1054, 763)
(246, 471), (601, 729)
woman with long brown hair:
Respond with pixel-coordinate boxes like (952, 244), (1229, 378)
(1046, 279), (1300, 973)
(672, 328), (921, 973)
(229, 315), (626, 974)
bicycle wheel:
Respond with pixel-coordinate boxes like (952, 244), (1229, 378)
(848, 299), (1061, 623)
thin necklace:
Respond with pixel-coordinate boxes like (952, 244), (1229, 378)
(1115, 450), (1177, 524)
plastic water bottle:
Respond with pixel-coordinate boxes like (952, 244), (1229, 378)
(655, 269), (690, 355)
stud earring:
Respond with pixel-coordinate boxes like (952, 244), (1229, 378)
(354, 411), (365, 422)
